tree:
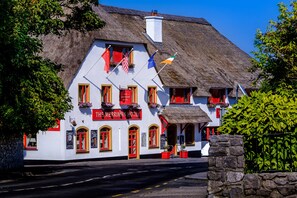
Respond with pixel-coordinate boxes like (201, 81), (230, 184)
(251, 1), (297, 92)
(0, 0), (105, 169)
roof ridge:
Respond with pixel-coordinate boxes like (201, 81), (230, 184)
(100, 4), (210, 25)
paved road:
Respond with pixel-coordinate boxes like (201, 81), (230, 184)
(0, 158), (208, 198)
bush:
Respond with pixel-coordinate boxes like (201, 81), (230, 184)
(219, 91), (297, 172)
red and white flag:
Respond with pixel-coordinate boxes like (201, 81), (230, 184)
(122, 53), (129, 73)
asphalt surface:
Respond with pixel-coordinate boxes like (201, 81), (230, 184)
(0, 157), (208, 198)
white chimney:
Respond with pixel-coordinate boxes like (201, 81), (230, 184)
(145, 11), (163, 43)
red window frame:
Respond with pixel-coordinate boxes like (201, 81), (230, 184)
(148, 87), (157, 104)
(48, 120), (60, 131)
(170, 88), (191, 104)
(128, 86), (138, 104)
(208, 89), (226, 105)
(100, 127), (111, 151)
(202, 127), (220, 141)
(149, 126), (159, 148)
(102, 85), (112, 103)
(76, 128), (88, 153)
(23, 134), (37, 150)
(78, 84), (90, 103)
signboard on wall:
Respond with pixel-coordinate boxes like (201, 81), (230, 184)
(119, 89), (132, 105)
(66, 130), (74, 149)
(141, 133), (146, 147)
(160, 134), (166, 150)
(92, 109), (142, 121)
(91, 130), (98, 148)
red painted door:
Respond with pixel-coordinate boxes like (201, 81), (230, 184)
(129, 129), (138, 158)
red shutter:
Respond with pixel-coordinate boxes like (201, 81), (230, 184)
(120, 89), (132, 105)
(216, 108), (220, 118)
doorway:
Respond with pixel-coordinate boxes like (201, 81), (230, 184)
(128, 126), (139, 159)
(167, 124), (177, 156)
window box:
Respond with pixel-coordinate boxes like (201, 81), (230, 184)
(148, 103), (160, 108)
(129, 103), (140, 109)
(101, 102), (114, 109)
(207, 102), (229, 108)
(78, 101), (92, 108)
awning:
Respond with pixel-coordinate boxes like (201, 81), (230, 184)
(159, 106), (212, 124)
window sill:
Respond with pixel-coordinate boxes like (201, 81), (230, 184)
(24, 148), (38, 151)
(186, 143), (195, 147)
(149, 146), (159, 149)
(76, 150), (90, 154)
(169, 102), (191, 105)
(100, 149), (112, 152)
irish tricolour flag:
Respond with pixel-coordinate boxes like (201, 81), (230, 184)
(160, 55), (176, 64)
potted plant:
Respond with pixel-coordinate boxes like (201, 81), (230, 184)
(101, 102), (114, 109)
(78, 101), (92, 108)
(161, 145), (171, 159)
(179, 144), (188, 158)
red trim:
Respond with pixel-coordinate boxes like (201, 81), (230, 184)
(159, 115), (169, 134)
(216, 108), (221, 118)
(48, 120), (60, 131)
(92, 109), (142, 120)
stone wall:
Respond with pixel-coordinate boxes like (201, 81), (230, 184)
(208, 134), (297, 198)
(0, 134), (24, 170)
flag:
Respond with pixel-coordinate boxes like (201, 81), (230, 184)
(122, 53), (129, 73)
(101, 48), (110, 73)
(148, 52), (157, 69)
(160, 55), (175, 65)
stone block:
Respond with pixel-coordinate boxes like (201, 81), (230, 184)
(224, 156), (237, 169)
(288, 173), (297, 182)
(229, 146), (244, 156)
(274, 177), (288, 185)
(208, 171), (222, 181)
(260, 173), (277, 180)
(216, 157), (224, 168)
(209, 147), (228, 157)
(218, 134), (230, 142)
(208, 180), (223, 194)
(227, 171), (244, 183)
(270, 190), (283, 198)
(237, 156), (245, 168)
(208, 157), (216, 167)
(230, 138), (243, 146)
(256, 189), (271, 197)
(244, 189), (256, 196)
(243, 174), (261, 189)
(262, 179), (277, 190)
(277, 185), (296, 196)
(230, 187), (244, 198)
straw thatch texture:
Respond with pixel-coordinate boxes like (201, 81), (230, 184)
(41, 4), (257, 96)
(160, 106), (211, 124)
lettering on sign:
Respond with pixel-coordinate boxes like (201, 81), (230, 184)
(92, 109), (142, 120)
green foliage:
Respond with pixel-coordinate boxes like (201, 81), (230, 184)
(0, 0), (105, 135)
(251, 1), (297, 92)
(219, 91), (297, 172)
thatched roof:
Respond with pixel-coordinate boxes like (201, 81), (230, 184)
(41, 4), (257, 96)
(160, 106), (211, 124)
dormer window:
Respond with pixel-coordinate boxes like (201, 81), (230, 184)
(208, 88), (227, 107)
(108, 45), (134, 67)
(169, 88), (190, 104)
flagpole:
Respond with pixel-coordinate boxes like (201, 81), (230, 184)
(84, 45), (111, 77)
(132, 50), (158, 80)
(106, 48), (134, 79)
(152, 52), (177, 80)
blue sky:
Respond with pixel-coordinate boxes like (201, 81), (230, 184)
(99, 0), (292, 56)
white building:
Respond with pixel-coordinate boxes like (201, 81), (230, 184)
(24, 5), (255, 161)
